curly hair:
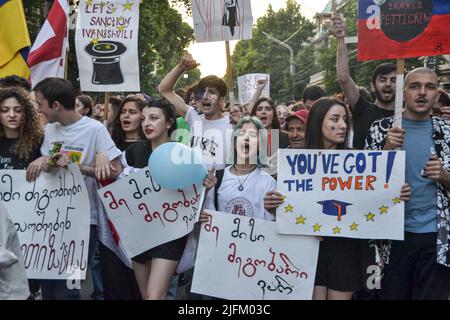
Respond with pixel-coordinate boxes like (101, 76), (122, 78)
(0, 88), (43, 160)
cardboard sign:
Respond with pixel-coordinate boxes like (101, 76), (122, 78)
(276, 149), (405, 240)
(191, 0), (253, 42)
(191, 210), (320, 300)
(358, 0), (450, 60)
(0, 164), (90, 279)
(98, 168), (204, 258)
(75, 0), (140, 91)
(237, 73), (270, 105)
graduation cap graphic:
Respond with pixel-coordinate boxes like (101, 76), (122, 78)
(317, 200), (352, 222)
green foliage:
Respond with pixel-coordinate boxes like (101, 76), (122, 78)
(232, 0), (315, 102)
(23, 0), (46, 41)
(137, 0), (196, 95)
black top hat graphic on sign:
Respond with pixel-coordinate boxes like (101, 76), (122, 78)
(380, 0), (432, 43)
(85, 41), (127, 85)
(317, 199), (352, 221)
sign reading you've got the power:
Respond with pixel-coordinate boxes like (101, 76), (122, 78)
(357, 0), (450, 60)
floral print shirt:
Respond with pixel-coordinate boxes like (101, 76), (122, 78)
(365, 116), (450, 268)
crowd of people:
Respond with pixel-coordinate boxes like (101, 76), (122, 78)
(1, 13), (450, 301)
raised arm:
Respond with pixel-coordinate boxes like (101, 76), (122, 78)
(247, 78), (267, 115)
(158, 55), (200, 117)
(331, 13), (360, 110)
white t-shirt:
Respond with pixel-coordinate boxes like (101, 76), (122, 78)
(204, 166), (277, 221)
(41, 116), (121, 225)
(185, 106), (231, 170)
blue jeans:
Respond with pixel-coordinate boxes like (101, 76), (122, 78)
(88, 225), (104, 300)
(166, 275), (179, 300)
(40, 280), (80, 300)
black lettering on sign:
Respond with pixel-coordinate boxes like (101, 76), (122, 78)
(380, 0), (432, 42)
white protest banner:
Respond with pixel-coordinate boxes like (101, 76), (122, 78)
(191, 210), (319, 300)
(237, 73), (270, 105)
(277, 149), (405, 240)
(75, 0), (140, 91)
(191, 0), (253, 42)
(97, 168), (204, 258)
(0, 164), (90, 279)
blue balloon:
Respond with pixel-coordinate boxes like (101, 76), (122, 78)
(148, 142), (207, 189)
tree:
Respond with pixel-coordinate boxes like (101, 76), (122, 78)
(231, 1), (315, 103)
(23, 0), (198, 98)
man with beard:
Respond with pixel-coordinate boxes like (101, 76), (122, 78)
(365, 68), (450, 299)
(332, 13), (396, 150)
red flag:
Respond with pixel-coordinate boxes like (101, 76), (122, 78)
(358, 0), (450, 61)
(27, 0), (69, 88)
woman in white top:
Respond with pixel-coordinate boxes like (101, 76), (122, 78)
(201, 116), (277, 221)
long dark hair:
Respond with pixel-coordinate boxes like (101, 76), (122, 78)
(250, 97), (281, 129)
(304, 97), (349, 150)
(111, 96), (145, 146)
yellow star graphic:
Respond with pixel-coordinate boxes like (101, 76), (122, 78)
(365, 212), (376, 222)
(312, 223), (322, 232)
(91, 37), (99, 45)
(86, 0), (93, 6)
(117, 25), (126, 32)
(332, 226), (341, 234)
(99, 1), (106, 7)
(111, 6), (117, 13)
(105, 44), (111, 49)
(349, 222), (359, 231)
(393, 197), (401, 204)
(379, 205), (389, 215)
(123, 1), (133, 11)
(284, 204), (293, 213)
(296, 215), (306, 225)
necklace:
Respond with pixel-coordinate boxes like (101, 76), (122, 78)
(233, 165), (256, 191)
(125, 136), (141, 142)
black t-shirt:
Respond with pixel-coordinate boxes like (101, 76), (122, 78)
(0, 137), (42, 169)
(116, 140), (138, 152)
(125, 140), (152, 169)
(352, 96), (394, 149)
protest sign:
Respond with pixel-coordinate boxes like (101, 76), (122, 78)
(191, 0), (253, 42)
(358, 0), (450, 60)
(0, 164), (90, 279)
(191, 210), (319, 300)
(75, 0), (140, 91)
(98, 168), (204, 258)
(277, 149), (405, 240)
(237, 73), (270, 105)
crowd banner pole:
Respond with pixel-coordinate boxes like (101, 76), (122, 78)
(394, 58), (405, 129)
(104, 92), (110, 128)
(225, 40), (235, 105)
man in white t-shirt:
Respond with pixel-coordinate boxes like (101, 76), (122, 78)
(158, 55), (232, 170)
(26, 78), (122, 300)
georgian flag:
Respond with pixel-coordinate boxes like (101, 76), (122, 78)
(27, 0), (69, 88)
